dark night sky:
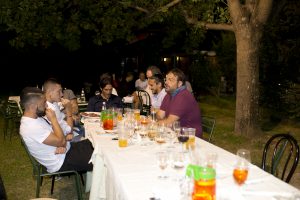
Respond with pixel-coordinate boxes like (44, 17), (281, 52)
(0, 44), (123, 96)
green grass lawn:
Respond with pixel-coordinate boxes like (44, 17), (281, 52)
(0, 95), (299, 199)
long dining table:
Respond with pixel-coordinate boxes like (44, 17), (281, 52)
(85, 120), (300, 200)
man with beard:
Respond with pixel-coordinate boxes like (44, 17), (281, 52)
(148, 73), (167, 110)
(156, 68), (203, 138)
(19, 87), (93, 173)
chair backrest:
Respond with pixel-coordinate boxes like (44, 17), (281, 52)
(7, 100), (23, 117)
(20, 137), (43, 178)
(136, 90), (151, 116)
(201, 116), (216, 142)
(261, 133), (299, 183)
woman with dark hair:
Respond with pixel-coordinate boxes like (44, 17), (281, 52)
(87, 77), (123, 112)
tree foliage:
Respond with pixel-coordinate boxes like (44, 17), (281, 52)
(260, 0), (300, 119)
(2, 0), (293, 136)
(1, 0), (230, 50)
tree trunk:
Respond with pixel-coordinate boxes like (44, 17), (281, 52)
(234, 27), (262, 136)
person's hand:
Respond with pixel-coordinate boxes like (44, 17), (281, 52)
(66, 133), (74, 141)
(55, 147), (67, 154)
(45, 108), (57, 122)
(61, 98), (71, 109)
(61, 98), (73, 115)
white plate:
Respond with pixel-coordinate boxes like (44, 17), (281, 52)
(104, 129), (117, 134)
(81, 112), (101, 119)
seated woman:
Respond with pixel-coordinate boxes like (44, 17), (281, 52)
(87, 77), (123, 112)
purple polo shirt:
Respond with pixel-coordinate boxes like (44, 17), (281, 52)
(160, 88), (202, 138)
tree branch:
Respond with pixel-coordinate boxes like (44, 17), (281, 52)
(119, 2), (149, 14)
(183, 11), (234, 32)
(254, 0), (273, 24)
(204, 23), (234, 31)
(120, 0), (183, 17)
(227, 0), (243, 25)
(147, 0), (183, 18)
(160, 0), (183, 10)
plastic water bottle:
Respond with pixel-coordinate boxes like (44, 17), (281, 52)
(80, 88), (86, 102)
(102, 102), (106, 111)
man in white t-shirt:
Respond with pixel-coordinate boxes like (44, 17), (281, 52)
(19, 87), (93, 173)
(135, 72), (148, 90)
(133, 66), (162, 109)
(43, 78), (74, 141)
(145, 65), (162, 98)
(148, 73), (167, 110)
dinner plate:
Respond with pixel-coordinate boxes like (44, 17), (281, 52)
(80, 112), (101, 119)
(104, 129), (117, 134)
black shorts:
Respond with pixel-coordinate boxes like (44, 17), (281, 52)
(59, 139), (94, 172)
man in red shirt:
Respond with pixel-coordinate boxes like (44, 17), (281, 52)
(157, 68), (202, 138)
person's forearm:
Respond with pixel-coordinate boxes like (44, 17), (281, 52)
(65, 114), (74, 130)
(51, 119), (66, 147)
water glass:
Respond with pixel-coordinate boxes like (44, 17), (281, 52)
(156, 151), (169, 179)
(183, 127), (196, 151)
(233, 149), (251, 186)
(118, 127), (128, 148)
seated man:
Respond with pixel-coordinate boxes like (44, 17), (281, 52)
(87, 77), (123, 112)
(156, 68), (203, 138)
(135, 72), (148, 90)
(43, 78), (74, 141)
(148, 73), (167, 110)
(19, 87), (93, 173)
(63, 89), (85, 141)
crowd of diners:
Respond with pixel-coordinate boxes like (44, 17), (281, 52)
(18, 65), (202, 177)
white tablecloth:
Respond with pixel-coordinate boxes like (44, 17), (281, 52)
(86, 121), (300, 200)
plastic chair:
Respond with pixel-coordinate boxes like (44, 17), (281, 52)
(201, 116), (216, 142)
(20, 138), (83, 199)
(261, 133), (299, 183)
(1, 100), (22, 140)
(136, 90), (151, 116)
(0, 174), (7, 200)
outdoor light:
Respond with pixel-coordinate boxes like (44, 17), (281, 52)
(176, 56), (180, 61)
(163, 58), (167, 62)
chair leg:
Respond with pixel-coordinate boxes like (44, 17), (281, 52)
(80, 173), (85, 186)
(74, 174), (83, 200)
(36, 176), (41, 197)
(51, 176), (55, 195)
(3, 118), (8, 140)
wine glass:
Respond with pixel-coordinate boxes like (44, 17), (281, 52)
(177, 127), (189, 152)
(171, 150), (189, 182)
(172, 121), (181, 135)
(156, 151), (169, 179)
(233, 149), (251, 186)
(166, 130), (176, 148)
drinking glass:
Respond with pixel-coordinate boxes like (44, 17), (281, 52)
(205, 152), (218, 169)
(166, 130), (176, 148)
(134, 109), (140, 121)
(156, 151), (169, 179)
(177, 127), (189, 152)
(184, 128), (196, 151)
(172, 121), (181, 135)
(155, 129), (166, 146)
(147, 122), (158, 141)
(116, 108), (123, 121)
(233, 149), (251, 186)
(171, 150), (188, 182)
